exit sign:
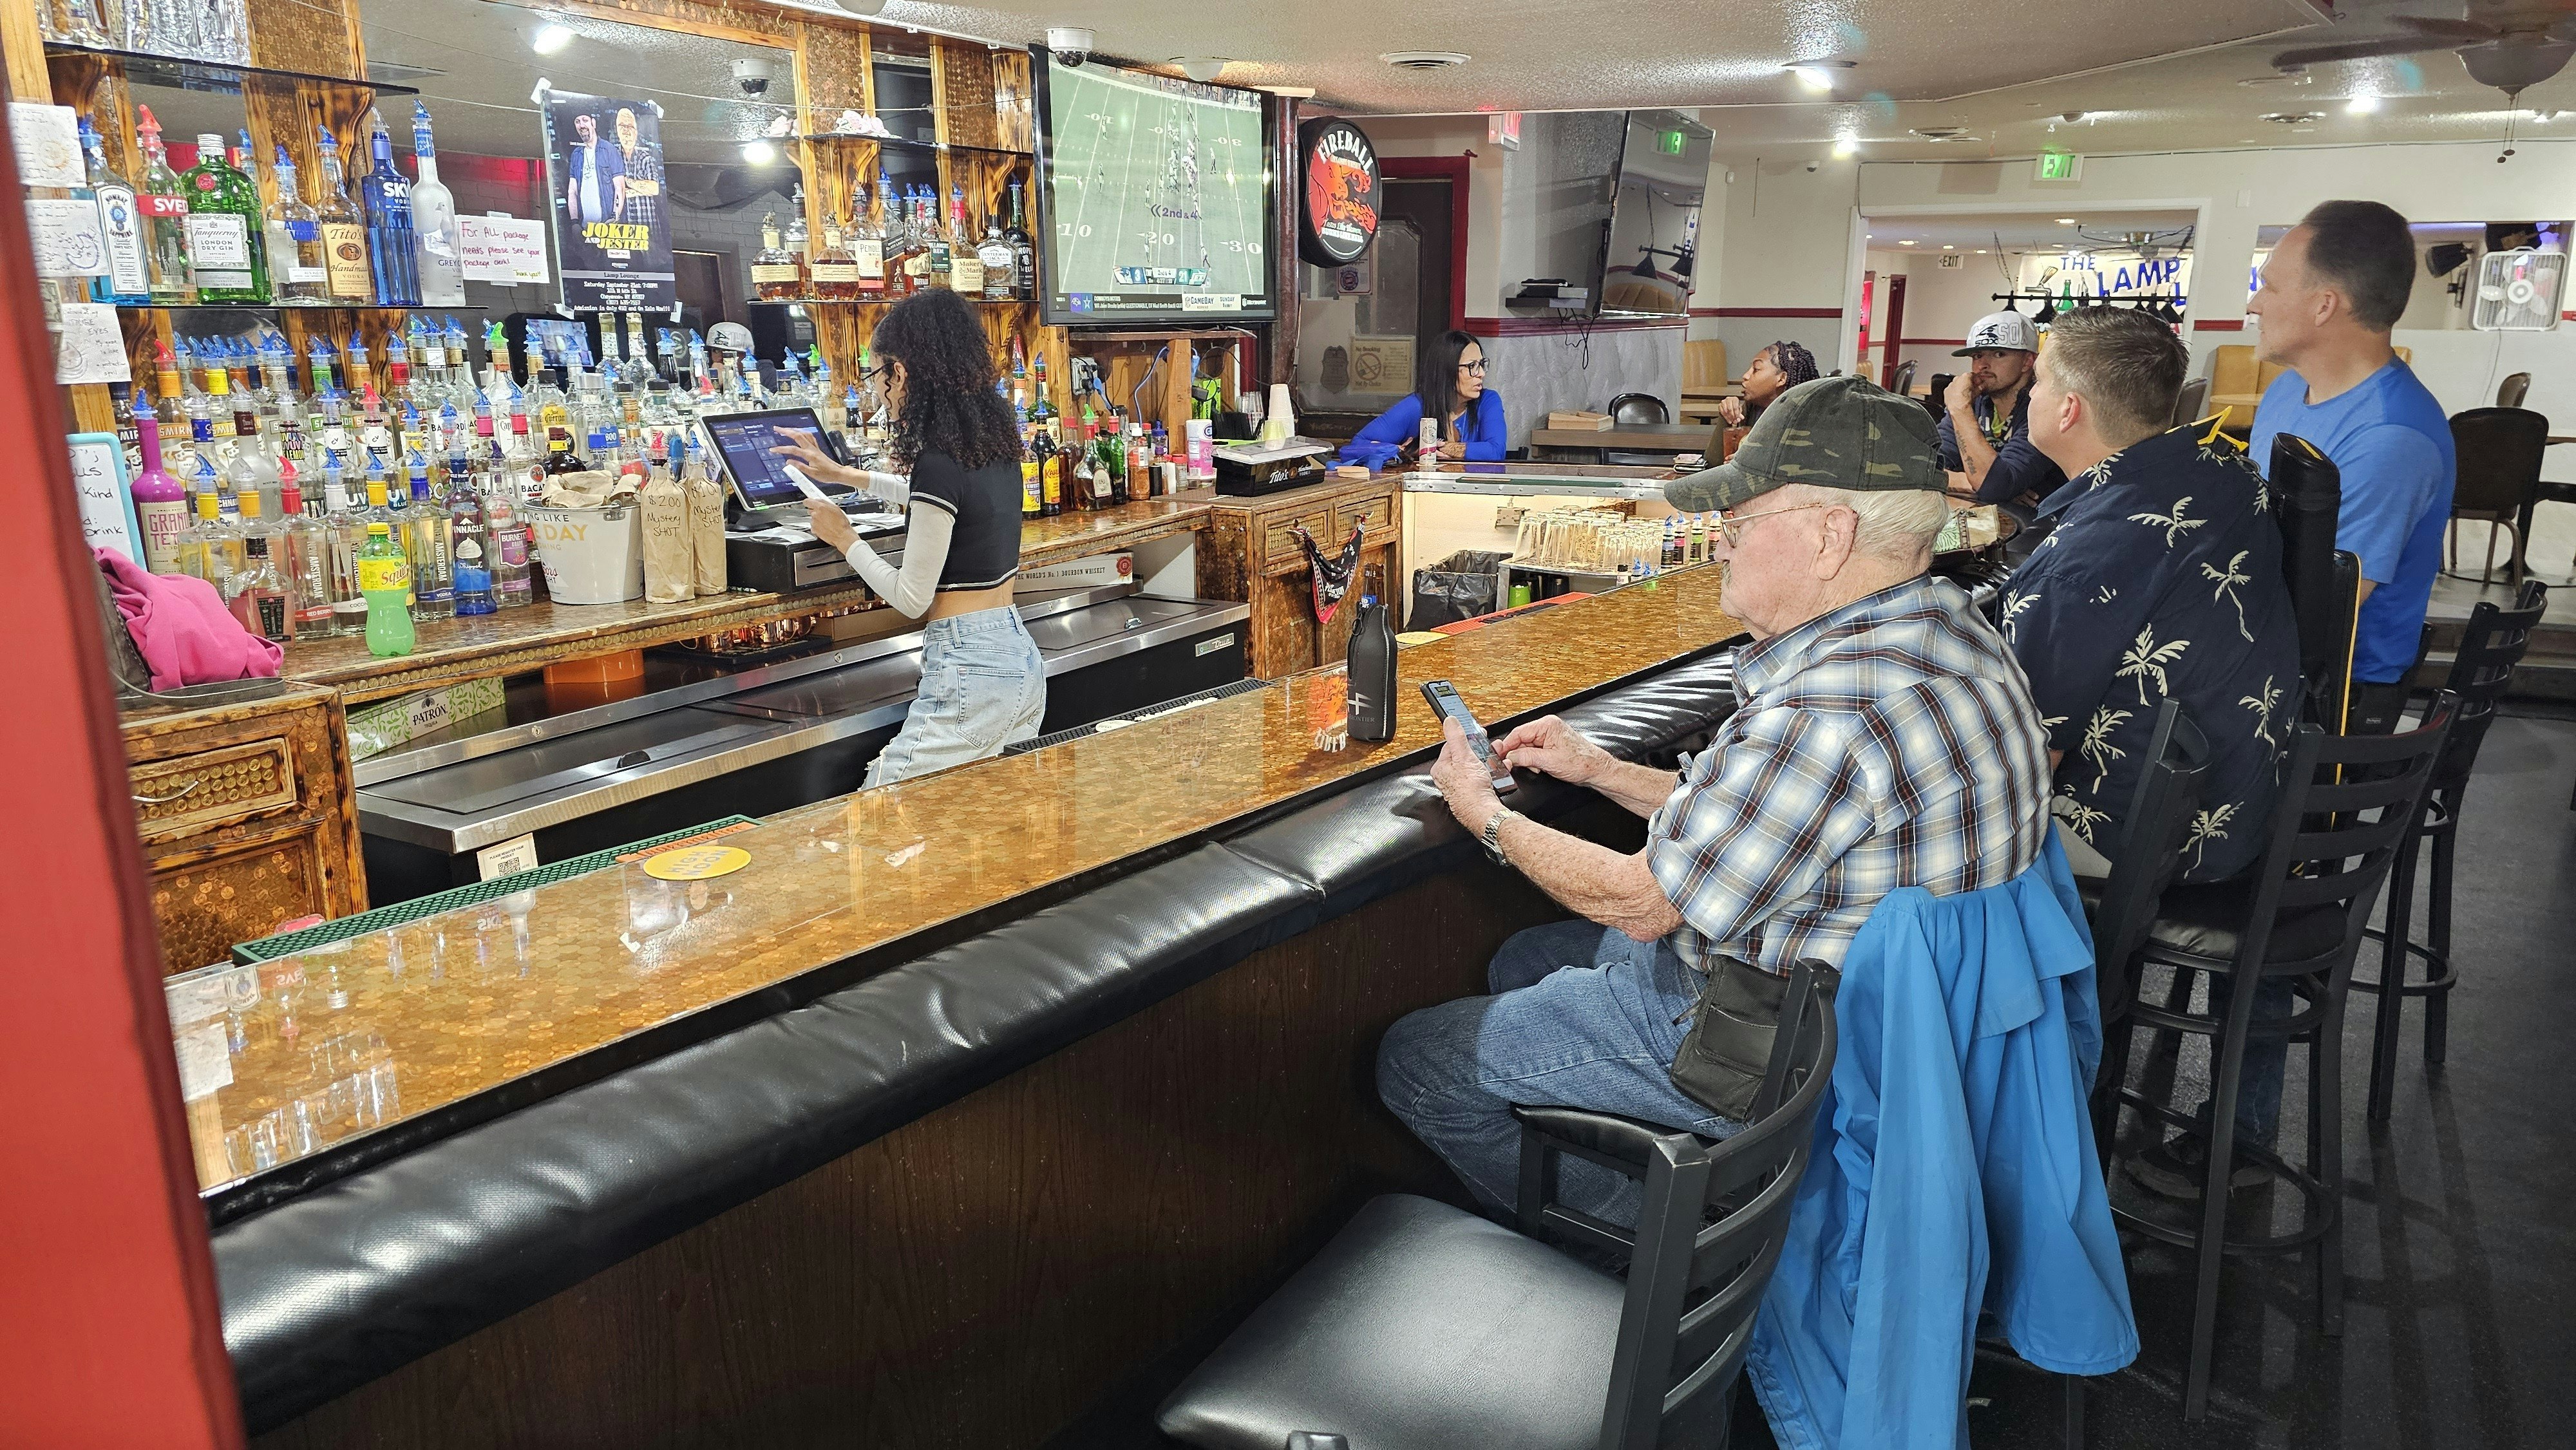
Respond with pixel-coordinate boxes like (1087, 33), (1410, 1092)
(2035, 150), (2083, 181)
(1660, 130), (1686, 155)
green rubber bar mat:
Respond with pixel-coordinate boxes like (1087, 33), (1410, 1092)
(230, 815), (762, 965)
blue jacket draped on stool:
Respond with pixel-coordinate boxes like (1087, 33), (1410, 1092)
(1747, 835), (2137, 1450)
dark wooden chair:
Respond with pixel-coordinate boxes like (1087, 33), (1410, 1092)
(2445, 407), (2550, 585)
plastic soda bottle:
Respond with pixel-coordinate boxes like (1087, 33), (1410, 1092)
(358, 520), (416, 656)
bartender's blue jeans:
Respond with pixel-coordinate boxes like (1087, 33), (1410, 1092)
(1377, 919), (1741, 1228)
(866, 605), (1046, 788)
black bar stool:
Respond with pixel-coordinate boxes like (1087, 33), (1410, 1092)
(2355, 579), (2550, 1122)
(2102, 699), (2458, 1420)
(2085, 701), (2214, 1167)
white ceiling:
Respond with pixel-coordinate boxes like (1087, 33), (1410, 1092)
(883, 0), (2576, 160)
(1863, 209), (2202, 252)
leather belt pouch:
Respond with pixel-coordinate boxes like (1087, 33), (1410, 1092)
(1667, 954), (1787, 1121)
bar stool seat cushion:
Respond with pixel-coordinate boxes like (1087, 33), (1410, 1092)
(2078, 875), (2345, 965)
(1157, 1193), (1622, 1450)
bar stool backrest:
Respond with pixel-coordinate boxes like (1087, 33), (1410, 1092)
(2432, 579), (2549, 796)
(2093, 701), (2213, 1025)
(2172, 375), (2210, 427)
(2231, 699), (2458, 977)
(1890, 359), (1917, 397)
(1511, 964), (1838, 1450)
(2268, 433), (2362, 729)
(2448, 408), (2551, 518)
(2497, 372), (2531, 410)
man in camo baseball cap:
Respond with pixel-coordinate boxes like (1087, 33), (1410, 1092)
(1666, 373), (1945, 513)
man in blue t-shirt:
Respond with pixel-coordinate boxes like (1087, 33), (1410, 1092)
(2248, 199), (2456, 733)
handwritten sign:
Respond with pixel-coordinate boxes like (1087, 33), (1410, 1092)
(54, 303), (129, 385)
(67, 431), (141, 560)
(8, 102), (82, 187)
(459, 214), (551, 284)
(26, 198), (108, 276)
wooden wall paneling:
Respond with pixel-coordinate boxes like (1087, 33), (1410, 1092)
(989, 48), (1032, 153)
(793, 16), (873, 121)
(245, 845), (1604, 1450)
(1, 0), (52, 100)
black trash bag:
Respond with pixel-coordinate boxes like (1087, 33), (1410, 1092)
(1406, 549), (1508, 631)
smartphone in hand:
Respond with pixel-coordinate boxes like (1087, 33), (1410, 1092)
(1421, 679), (1515, 793)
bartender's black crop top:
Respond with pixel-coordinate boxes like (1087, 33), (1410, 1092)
(907, 447), (1023, 591)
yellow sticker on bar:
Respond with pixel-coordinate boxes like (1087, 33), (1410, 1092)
(640, 845), (753, 881)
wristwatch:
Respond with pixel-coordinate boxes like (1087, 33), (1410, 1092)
(1480, 805), (1519, 865)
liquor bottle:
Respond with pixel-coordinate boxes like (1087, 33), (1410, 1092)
(1125, 420), (1149, 503)
(227, 390), (283, 522)
(1004, 178), (1035, 302)
(357, 521), (415, 657)
(408, 103), (467, 306)
(1345, 565), (1397, 742)
(948, 187), (983, 296)
(132, 416), (189, 574)
(358, 122), (419, 306)
(785, 184), (812, 288)
(811, 214), (860, 300)
(176, 490), (240, 590)
(900, 187), (932, 294)
(448, 445), (494, 616)
(927, 186), (958, 290)
(277, 480), (339, 639)
(976, 216), (1014, 303)
(258, 146), (329, 305)
(752, 212), (802, 300)
(226, 494), (293, 643)
(133, 109), (194, 304)
(79, 118), (151, 306)
(1032, 421), (1060, 519)
(198, 364), (240, 476)
(849, 186), (886, 297)
(683, 441), (726, 596)
(182, 133), (266, 303)
(404, 455), (454, 620)
(307, 129), (372, 305)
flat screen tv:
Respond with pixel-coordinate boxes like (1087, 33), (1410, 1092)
(1594, 111), (1712, 318)
(1031, 48), (1278, 327)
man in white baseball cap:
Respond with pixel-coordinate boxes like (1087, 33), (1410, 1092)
(1937, 310), (2065, 509)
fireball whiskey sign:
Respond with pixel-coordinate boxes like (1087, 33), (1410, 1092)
(1298, 118), (1380, 268)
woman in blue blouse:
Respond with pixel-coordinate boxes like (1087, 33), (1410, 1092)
(1338, 330), (1507, 465)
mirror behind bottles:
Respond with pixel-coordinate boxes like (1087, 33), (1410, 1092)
(125, 0), (802, 362)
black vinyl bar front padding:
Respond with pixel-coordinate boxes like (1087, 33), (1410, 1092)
(213, 649), (1741, 1432)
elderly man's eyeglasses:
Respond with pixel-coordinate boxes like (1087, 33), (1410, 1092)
(1456, 359), (1488, 375)
(1712, 502), (1831, 547)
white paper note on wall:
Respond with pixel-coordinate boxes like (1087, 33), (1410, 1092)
(55, 304), (131, 386)
(459, 215), (551, 284)
(8, 102), (83, 187)
(26, 198), (109, 276)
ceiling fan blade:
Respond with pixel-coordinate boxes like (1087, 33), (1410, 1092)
(2271, 37), (2456, 68)
(2390, 15), (2503, 43)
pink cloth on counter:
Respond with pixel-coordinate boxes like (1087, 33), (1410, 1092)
(95, 547), (283, 691)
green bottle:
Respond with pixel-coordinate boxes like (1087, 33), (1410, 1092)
(182, 132), (269, 305)
(357, 520), (415, 657)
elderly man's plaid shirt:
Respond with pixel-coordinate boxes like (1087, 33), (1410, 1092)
(1646, 575), (2053, 975)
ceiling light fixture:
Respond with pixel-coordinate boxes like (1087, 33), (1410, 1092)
(1380, 51), (1470, 70)
(2347, 94), (2381, 115)
(742, 138), (777, 165)
(1174, 57), (1229, 83)
(1785, 60), (1854, 93)
(2056, 217), (2078, 225)
(1942, 243), (1956, 249)
(531, 21), (573, 55)
(1897, 239), (1917, 246)
(1833, 135), (1859, 156)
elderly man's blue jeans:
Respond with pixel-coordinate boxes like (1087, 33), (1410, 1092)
(1376, 919), (1742, 1226)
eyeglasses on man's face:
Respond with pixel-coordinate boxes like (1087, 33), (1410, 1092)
(1712, 501), (1832, 548)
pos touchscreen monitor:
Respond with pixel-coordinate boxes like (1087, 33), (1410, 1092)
(701, 408), (849, 511)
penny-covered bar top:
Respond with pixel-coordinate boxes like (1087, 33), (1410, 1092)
(195, 565), (1748, 1442)
(175, 563), (1744, 1214)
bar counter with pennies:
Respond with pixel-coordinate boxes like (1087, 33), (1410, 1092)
(181, 561), (1748, 1446)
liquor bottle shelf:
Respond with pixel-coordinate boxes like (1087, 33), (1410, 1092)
(787, 134), (1032, 162)
(40, 42), (417, 97)
(109, 302), (491, 314)
(748, 296), (1034, 308)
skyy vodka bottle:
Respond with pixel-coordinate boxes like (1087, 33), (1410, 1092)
(358, 120), (420, 306)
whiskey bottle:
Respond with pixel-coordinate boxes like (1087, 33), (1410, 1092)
(947, 187), (983, 297)
(849, 185), (886, 296)
(1003, 178), (1035, 302)
(752, 212), (802, 300)
(810, 215), (860, 299)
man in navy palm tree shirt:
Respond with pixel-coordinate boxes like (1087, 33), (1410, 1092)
(2248, 200), (2455, 734)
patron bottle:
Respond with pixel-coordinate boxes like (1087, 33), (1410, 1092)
(1345, 566), (1398, 742)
